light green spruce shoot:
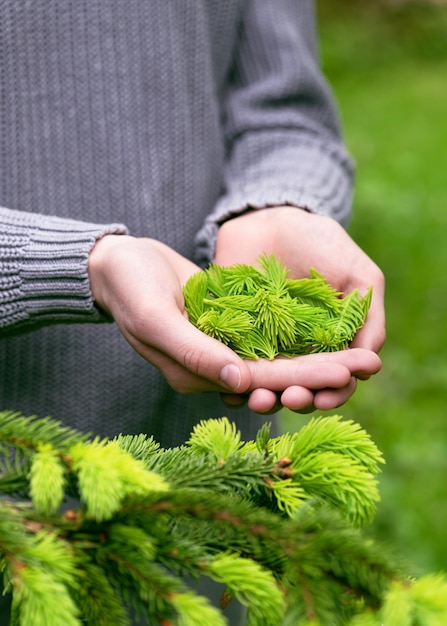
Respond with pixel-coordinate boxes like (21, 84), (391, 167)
(183, 254), (372, 358)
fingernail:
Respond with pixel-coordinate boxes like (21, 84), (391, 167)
(220, 364), (242, 391)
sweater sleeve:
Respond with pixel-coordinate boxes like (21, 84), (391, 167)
(0, 206), (128, 336)
(195, 0), (354, 265)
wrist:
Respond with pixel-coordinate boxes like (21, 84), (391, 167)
(88, 234), (132, 314)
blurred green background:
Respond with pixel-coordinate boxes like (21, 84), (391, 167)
(282, 0), (447, 576)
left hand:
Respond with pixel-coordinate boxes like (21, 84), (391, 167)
(214, 206), (385, 413)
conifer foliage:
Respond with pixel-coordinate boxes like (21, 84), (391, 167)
(2, 410), (447, 625)
(183, 255), (372, 358)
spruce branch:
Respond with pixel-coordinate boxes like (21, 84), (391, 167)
(208, 553), (285, 625)
(2, 411), (447, 625)
(187, 417), (244, 461)
(30, 444), (66, 514)
(69, 439), (168, 521)
(0, 411), (90, 451)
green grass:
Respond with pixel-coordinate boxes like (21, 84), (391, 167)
(282, 1), (447, 575)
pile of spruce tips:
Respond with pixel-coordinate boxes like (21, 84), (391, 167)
(183, 254), (371, 359)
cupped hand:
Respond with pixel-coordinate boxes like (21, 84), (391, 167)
(215, 206), (386, 353)
(88, 235), (252, 395)
(215, 207), (385, 413)
(88, 233), (382, 417)
(221, 348), (381, 414)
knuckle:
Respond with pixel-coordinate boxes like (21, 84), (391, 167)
(181, 345), (212, 378)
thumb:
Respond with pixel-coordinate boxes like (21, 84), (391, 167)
(131, 311), (252, 394)
(178, 321), (250, 392)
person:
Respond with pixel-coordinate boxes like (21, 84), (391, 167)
(0, 0), (384, 621)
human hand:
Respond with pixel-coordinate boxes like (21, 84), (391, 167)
(225, 348), (381, 414)
(215, 207), (385, 412)
(215, 207), (385, 352)
(87, 235), (381, 415)
(88, 235), (253, 395)
(215, 206), (385, 352)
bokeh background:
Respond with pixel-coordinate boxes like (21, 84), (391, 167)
(282, 0), (447, 576)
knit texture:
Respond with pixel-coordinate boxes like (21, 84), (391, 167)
(0, 207), (127, 332)
(0, 0), (353, 446)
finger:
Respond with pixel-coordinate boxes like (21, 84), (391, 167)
(296, 404), (317, 414)
(245, 357), (351, 392)
(127, 311), (252, 393)
(225, 346), (379, 392)
(130, 339), (245, 395)
(280, 386), (315, 411)
(135, 343), (225, 393)
(220, 393), (249, 409)
(351, 282), (386, 353)
(313, 377), (357, 411)
(310, 348), (382, 378)
(351, 316), (386, 354)
(247, 388), (282, 414)
(245, 349), (381, 393)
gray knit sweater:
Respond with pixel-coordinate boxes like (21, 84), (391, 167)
(0, 0), (353, 446)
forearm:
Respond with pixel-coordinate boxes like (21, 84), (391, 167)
(195, 0), (354, 267)
(0, 206), (127, 336)
(196, 130), (353, 265)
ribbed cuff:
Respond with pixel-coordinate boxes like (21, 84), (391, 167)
(194, 133), (354, 267)
(0, 209), (128, 333)
(194, 188), (352, 269)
